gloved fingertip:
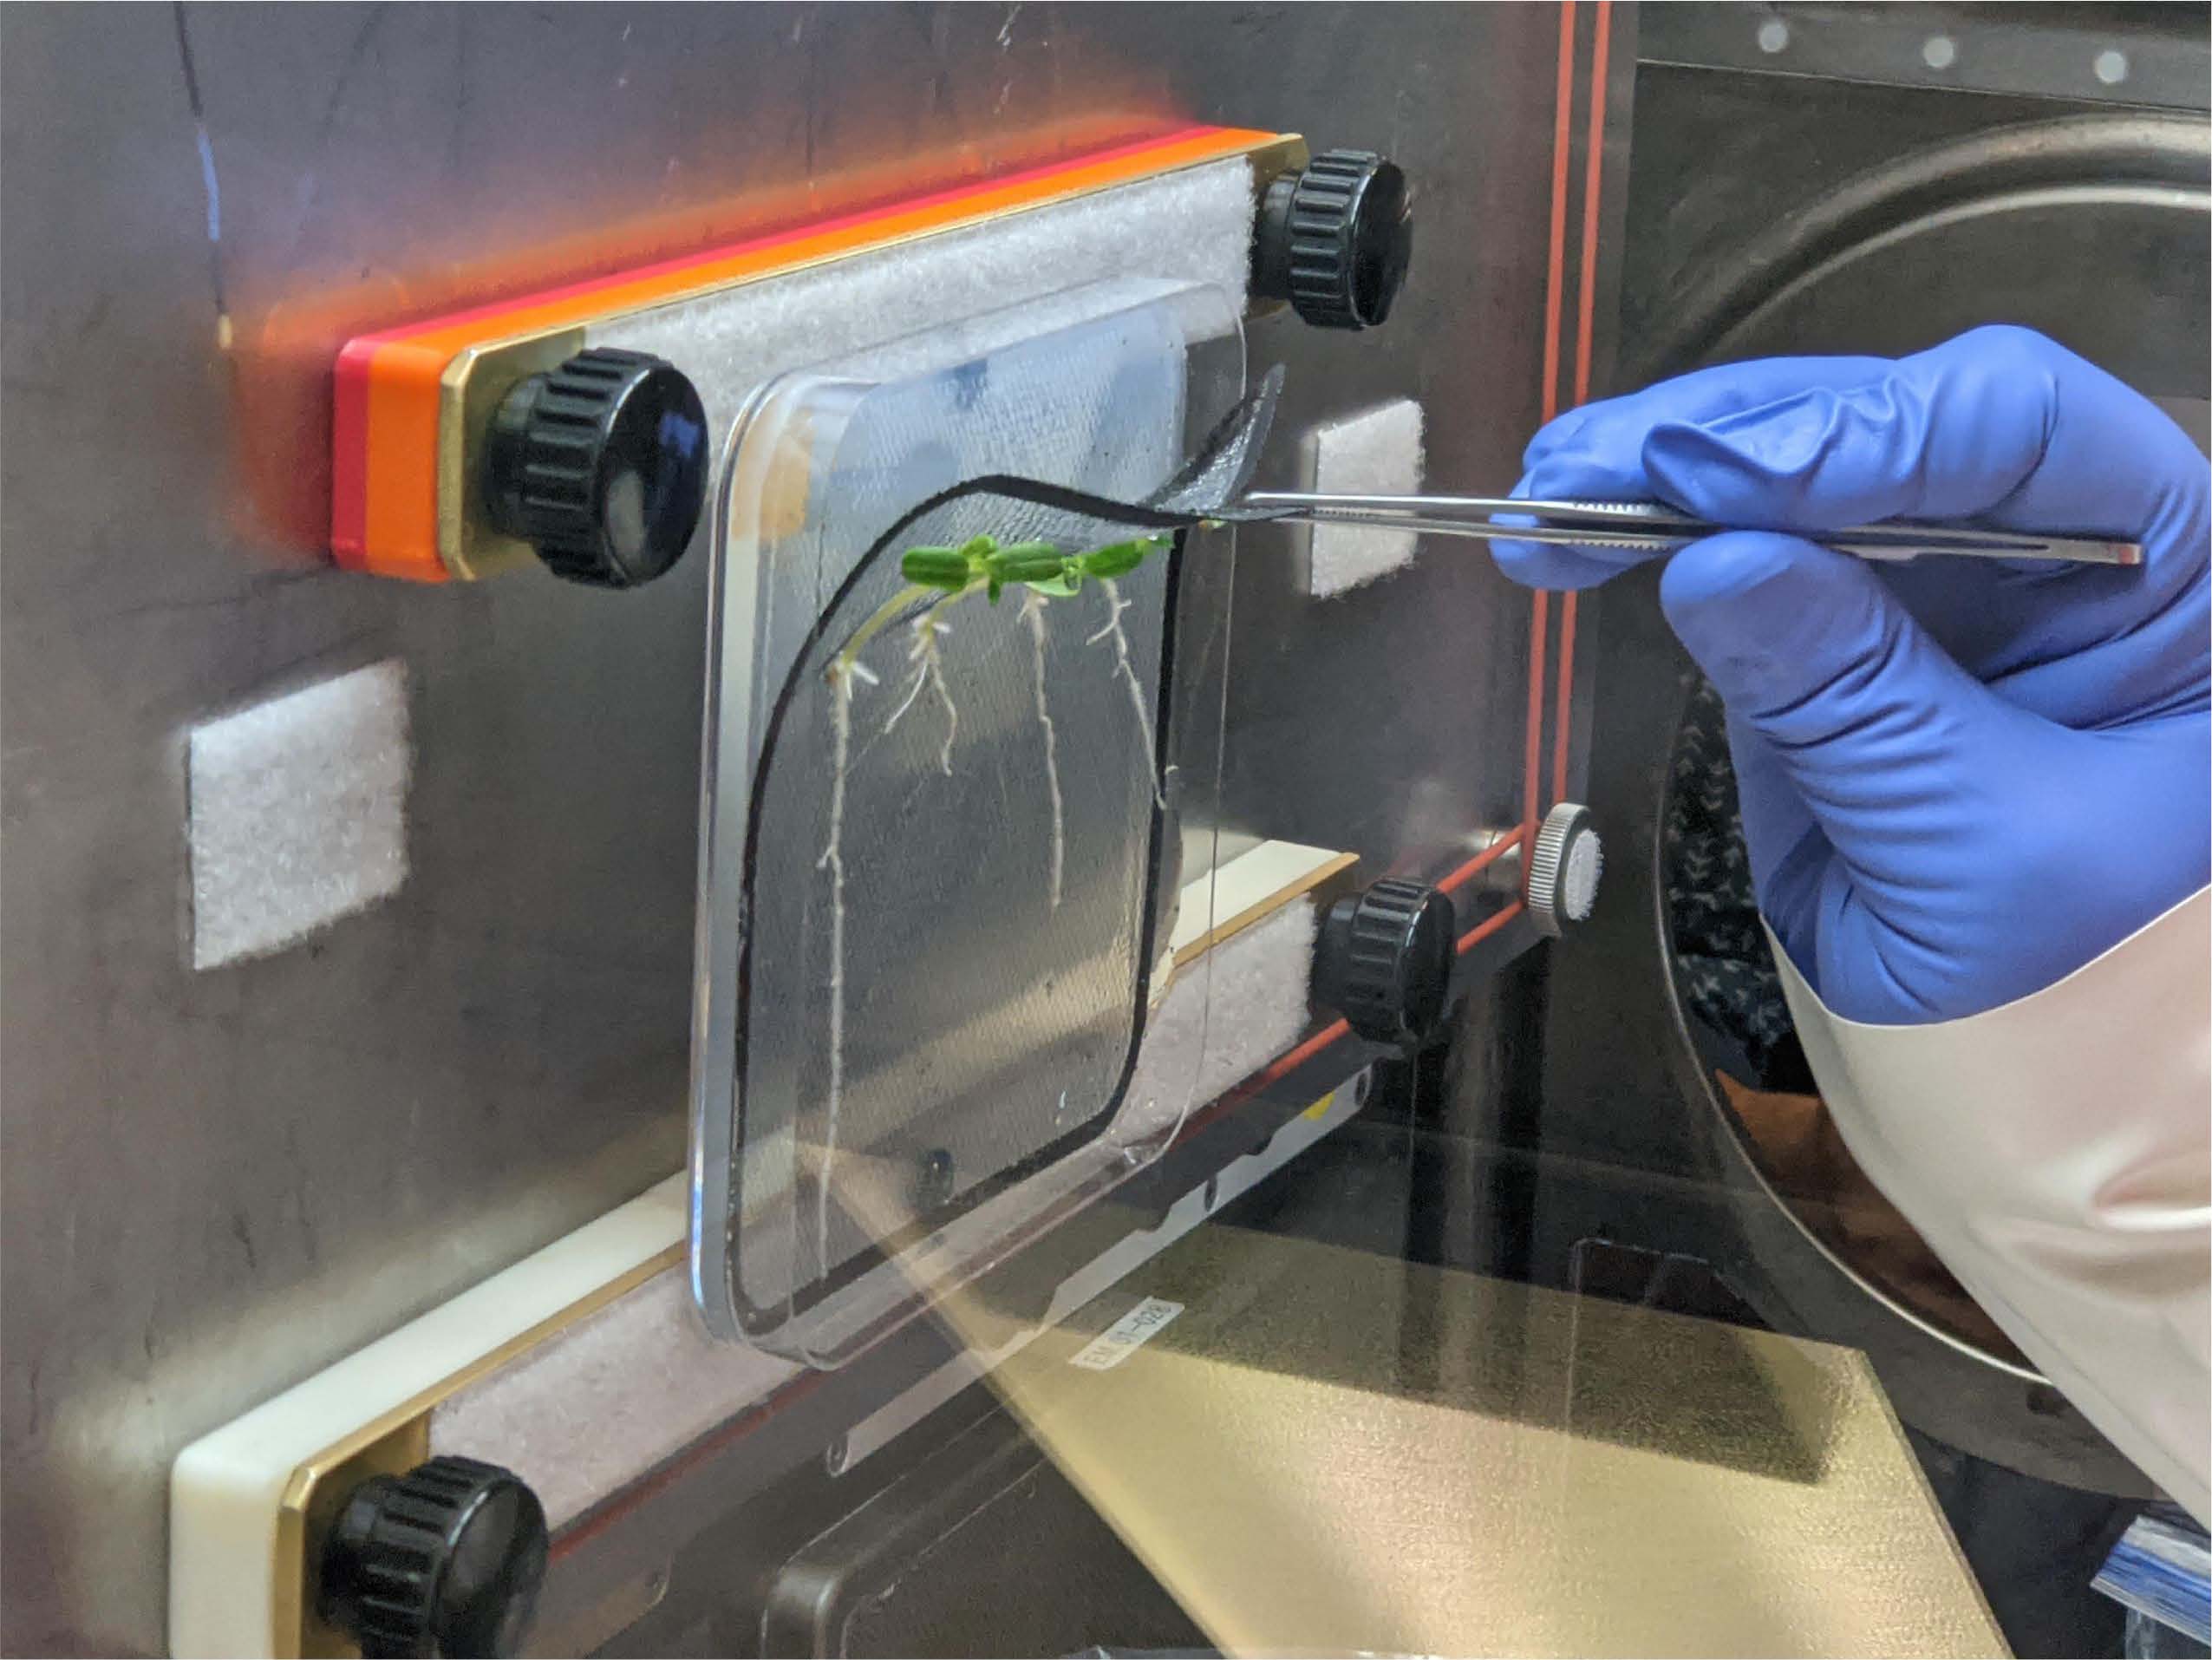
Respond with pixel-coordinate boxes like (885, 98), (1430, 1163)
(1518, 452), (1655, 508)
(1657, 528), (1809, 615)
(1658, 532), (1876, 692)
(1496, 468), (1669, 590)
(1488, 537), (1648, 592)
(1641, 419), (1804, 521)
(1486, 537), (1552, 587)
(1646, 373), (1928, 531)
(1518, 407), (1591, 469)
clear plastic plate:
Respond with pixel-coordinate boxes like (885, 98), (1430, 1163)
(689, 278), (1246, 1363)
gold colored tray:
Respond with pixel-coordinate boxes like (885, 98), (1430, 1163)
(976, 1225), (2006, 1658)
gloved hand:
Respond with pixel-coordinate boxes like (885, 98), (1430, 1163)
(1495, 325), (2209, 1023)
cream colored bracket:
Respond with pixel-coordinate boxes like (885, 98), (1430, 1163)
(168, 837), (1349, 1658)
(167, 1187), (685, 1658)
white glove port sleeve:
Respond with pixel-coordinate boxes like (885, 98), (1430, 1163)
(1771, 887), (2211, 1524)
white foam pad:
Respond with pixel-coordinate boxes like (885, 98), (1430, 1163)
(429, 894), (1320, 1525)
(186, 660), (410, 969)
(1087, 895), (1316, 1143)
(1303, 397), (1426, 598)
(610, 158), (1256, 467)
(1185, 897), (1319, 1104)
(431, 1266), (794, 1529)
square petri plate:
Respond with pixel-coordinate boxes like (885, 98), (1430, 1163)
(690, 278), (1247, 1363)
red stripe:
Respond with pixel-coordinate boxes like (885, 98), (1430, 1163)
(1203, 1), (1589, 1134)
(1524, 0), (1578, 845)
(1224, 1017), (1354, 1107)
(1458, 899), (1526, 957)
(1540, 0), (1577, 427)
(1574, 1), (1612, 409)
(329, 339), (376, 568)
(551, 1368), (830, 1559)
(1550, 1), (1611, 801)
(1522, 587), (1550, 866)
(1551, 593), (1578, 802)
(1439, 826), (1524, 897)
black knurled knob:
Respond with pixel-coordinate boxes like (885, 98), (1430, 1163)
(318, 1455), (549, 1659)
(484, 346), (708, 589)
(1311, 876), (1455, 1049)
(1252, 148), (1413, 330)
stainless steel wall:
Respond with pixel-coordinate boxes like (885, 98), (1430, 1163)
(0, 5), (1614, 1650)
(1544, 4), (2208, 1494)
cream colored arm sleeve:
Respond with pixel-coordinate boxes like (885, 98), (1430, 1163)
(1769, 889), (2211, 1523)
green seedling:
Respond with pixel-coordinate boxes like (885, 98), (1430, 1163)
(834, 531), (1167, 688)
(898, 533), (1168, 603)
(898, 546), (975, 590)
(1076, 538), (1155, 580)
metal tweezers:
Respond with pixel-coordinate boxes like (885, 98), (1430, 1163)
(1237, 492), (2144, 565)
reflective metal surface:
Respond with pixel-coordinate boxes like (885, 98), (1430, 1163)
(1543, 36), (2208, 1501)
(1632, 106), (2210, 388)
(1244, 489), (2145, 563)
(1641, 1), (2211, 113)
(1, 5), (1608, 1650)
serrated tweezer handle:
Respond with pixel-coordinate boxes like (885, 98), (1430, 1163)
(1237, 492), (2143, 566)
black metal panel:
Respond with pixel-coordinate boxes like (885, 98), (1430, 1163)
(752, 1412), (1199, 1659)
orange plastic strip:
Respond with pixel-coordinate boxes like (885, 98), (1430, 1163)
(1521, 0), (1579, 858)
(335, 124), (1272, 580)
(1553, 0), (1612, 806)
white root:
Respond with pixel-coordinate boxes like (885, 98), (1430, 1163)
(881, 654), (930, 735)
(803, 559), (1167, 1267)
(1021, 590), (1066, 910)
(814, 663), (853, 1275)
(1087, 577), (1165, 807)
(882, 604), (960, 775)
(924, 621), (959, 777)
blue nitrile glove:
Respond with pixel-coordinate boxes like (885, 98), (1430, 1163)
(1494, 325), (2209, 1023)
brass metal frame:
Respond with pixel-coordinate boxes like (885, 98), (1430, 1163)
(437, 327), (588, 581)
(270, 1245), (682, 1658)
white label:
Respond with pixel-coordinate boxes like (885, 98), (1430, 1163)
(1067, 1297), (1184, 1371)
